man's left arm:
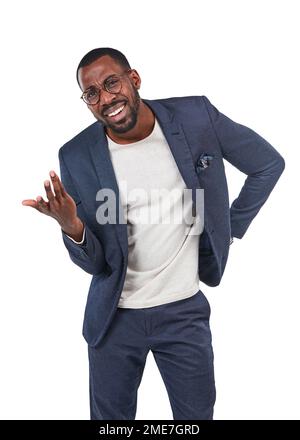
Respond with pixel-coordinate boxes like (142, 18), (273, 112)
(202, 95), (285, 239)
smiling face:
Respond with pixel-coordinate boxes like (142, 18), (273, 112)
(78, 55), (141, 134)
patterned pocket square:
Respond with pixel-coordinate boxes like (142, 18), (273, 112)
(195, 153), (214, 173)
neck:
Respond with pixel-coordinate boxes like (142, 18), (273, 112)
(105, 100), (155, 144)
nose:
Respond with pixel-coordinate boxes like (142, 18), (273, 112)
(100, 88), (117, 109)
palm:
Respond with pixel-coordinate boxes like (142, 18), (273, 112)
(22, 170), (78, 228)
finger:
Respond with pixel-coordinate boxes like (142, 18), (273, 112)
(51, 170), (67, 197)
(58, 177), (67, 196)
(44, 180), (55, 202)
(22, 199), (39, 209)
(22, 197), (48, 213)
(49, 170), (63, 200)
(35, 196), (49, 213)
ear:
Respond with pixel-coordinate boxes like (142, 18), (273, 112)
(129, 69), (141, 89)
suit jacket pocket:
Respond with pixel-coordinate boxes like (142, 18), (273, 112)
(195, 153), (215, 174)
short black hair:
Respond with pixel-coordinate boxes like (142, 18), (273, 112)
(76, 47), (131, 88)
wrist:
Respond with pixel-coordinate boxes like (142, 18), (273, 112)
(61, 217), (84, 242)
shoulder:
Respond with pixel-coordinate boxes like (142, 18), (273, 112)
(58, 120), (100, 160)
(154, 95), (212, 117)
(156, 95), (207, 107)
(147, 95), (214, 128)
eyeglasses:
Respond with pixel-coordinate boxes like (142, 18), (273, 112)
(80, 69), (132, 105)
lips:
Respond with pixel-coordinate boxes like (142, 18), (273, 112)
(104, 102), (126, 117)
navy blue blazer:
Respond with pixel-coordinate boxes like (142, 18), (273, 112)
(58, 95), (285, 347)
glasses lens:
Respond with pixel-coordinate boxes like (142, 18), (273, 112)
(105, 77), (121, 93)
(82, 76), (123, 104)
(83, 88), (99, 104)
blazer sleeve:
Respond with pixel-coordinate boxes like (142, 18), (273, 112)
(65, 226), (86, 244)
(58, 147), (106, 275)
(202, 95), (285, 239)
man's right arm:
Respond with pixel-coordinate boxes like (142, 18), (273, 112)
(58, 148), (107, 275)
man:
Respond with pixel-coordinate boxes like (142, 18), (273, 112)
(22, 47), (285, 420)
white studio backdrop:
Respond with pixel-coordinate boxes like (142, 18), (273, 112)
(0, 0), (299, 420)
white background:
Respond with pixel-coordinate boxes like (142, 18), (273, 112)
(1, 0), (299, 420)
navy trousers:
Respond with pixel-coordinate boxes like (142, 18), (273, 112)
(87, 290), (216, 420)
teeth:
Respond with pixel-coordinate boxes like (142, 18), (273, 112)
(108, 104), (125, 117)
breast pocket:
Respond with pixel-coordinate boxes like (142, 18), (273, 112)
(195, 153), (215, 174)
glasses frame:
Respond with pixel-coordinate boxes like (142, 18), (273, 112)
(80, 69), (133, 105)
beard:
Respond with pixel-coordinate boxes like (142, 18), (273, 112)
(100, 86), (141, 134)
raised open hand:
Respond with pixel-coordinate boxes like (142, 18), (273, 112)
(22, 170), (84, 241)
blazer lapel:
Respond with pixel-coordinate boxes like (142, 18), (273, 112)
(88, 124), (127, 259)
(143, 99), (204, 220)
(143, 99), (202, 189)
